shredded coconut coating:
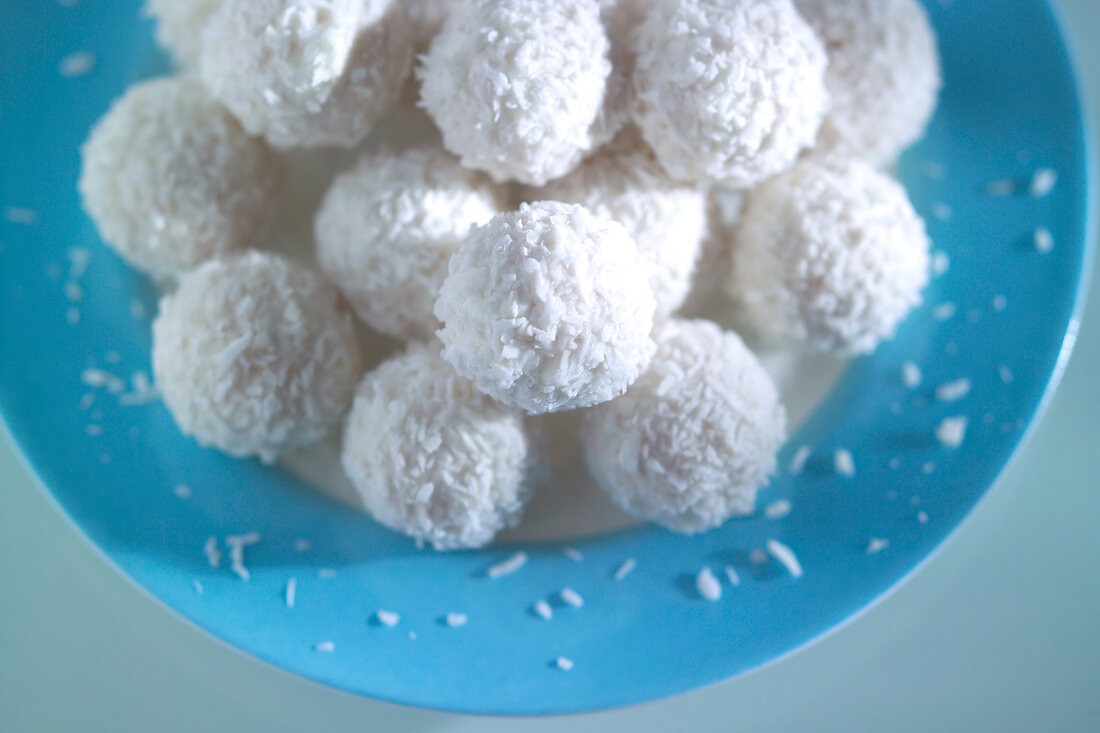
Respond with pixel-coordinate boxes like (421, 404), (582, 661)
(418, 0), (612, 185)
(79, 77), (281, 278)
(341, 342), (533, 550)
(727, 159), (931, 354)
(581, 319), (787, 533)
(590, 0), (646, 149)
(315, 146), (503, 340)
(684, 186), (747, 312)
(153, 251), (364, 463)
(200, 0), (412, 149)
(795, 0), (941, 167)
(632, 0), (827, 187)
(534, 129), (706, 318)
(435, 201), (657, 415)
(145, 0), (222, 68)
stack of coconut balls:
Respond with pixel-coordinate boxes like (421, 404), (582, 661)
(79, 0), (940, 550)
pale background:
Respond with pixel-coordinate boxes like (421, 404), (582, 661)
(2, 1), (1098, 731)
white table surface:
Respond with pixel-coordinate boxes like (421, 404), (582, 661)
(3, 3), (1099, 731)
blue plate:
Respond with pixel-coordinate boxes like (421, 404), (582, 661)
(0, 0), (1094, 716)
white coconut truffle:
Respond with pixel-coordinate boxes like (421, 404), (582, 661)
(726, 159), (931, 355)
(590, 0), (646, 149)
(795, 0), (941, 167)
(581, 319), (787, 533)
(403, 0), (454, 49)
(341, 342), (533, 550)
(79, 77), (281, 278)
(435, 201), (657, 415)
(418, 0), (612, 185)
(145, 0), (222, 68)
(315, 146), (503, 340)
(632, 0), (828, 187)
(153, 251), (364, 463)
(535, 130), (707, 318)
(200, 0), (412, 149)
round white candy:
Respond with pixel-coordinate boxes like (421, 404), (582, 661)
(795, 0), (941, 167)
(633, 0), (827, 187)
(341, 342), (533, 550)
(418, 0), (612, 185)
(79, 77), (281, 278)
(153, 251), (364, 463)
(315, 146), (503, 340)
(145, 0), (222, 68)
(535, 130), (707, 318)
(435, 201), (657, 415)
(581, 319), (787, 533)
(727, 159), (931, 354)
(200, 0), (412, 149)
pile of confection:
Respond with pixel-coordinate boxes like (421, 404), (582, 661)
(79, 0), (940, 550)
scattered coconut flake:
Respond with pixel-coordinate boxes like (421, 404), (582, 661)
(986, 178), (1016, 197)
(376, 610), (400, 627)
(534, 600), (553, 620)
(173, 484), (192, 499)
(749, 548), (768, 564)
(294, 539), (312, 552)
(932, 202), (953, 222)
(66, 307), (80, 325)
(922, 462), (936, 474)
(936, 378), (972, 402)
(865, 537), (890, 555)
(766, 539), (803, 579)
(834, 449), (856, 478)
(613, 558), (636, 581)
(932, 302), (957, 321)
(4, 206), (39, 225)
(889, 402), (903, 415)
(1029, 168), (1058, 197)
(314, 641), (335, 653)
(909, 495), (922, 506)
(1034, 227), (1054, 254)
(318, 568), (336, 579)
(992, 294), (1007, 311)
(85, 424), (103, 436)
(935, 416), (968, 449)
(788, 445), (811, 475)
(64, 281), (84, 302)
(59, 51), (96, 78)
(563, 547), (583, 562)
(902, 361), (923, 389)
(285, 577), (297, 608)
(487, 552), (528, 579)
(225, 532), (260, 582)
(888, 457), (901, 470)
(724, 565), (741, 587)
(764, 499), (792, 520)
(999, 365), (1014, 384)
(192, 580), (203, 594)
(560, 588), (584, 608)
(695, 567), (722, 601)
(203, 536), (221, 568)
(917, 510), (929, 524)
(445, 612), (468, 627)
(921, 161), (945, 179)
(80, 368), (125, 393)
(78, 393), (94, 410)
(931, 251), (950, 276)
(408, 631), (417, 640)
(556, 657), (575, 671)
(129, 299), (146, 320)
(67, 247), (90, 278)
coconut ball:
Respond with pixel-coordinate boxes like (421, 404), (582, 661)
(314, 146), (504, 340)
(534, 130), (707, 318)
(581, 319), (787, 533)
(726, 159), (930, 355)
(404, 0), (454, 49)
(341, 342), (533, 550)
(435, 201), (657, 415)
(795, 0), (941, 167)
(418, 0), (612, 186)
(145, 0), (222, 68)
(200, 0), (412, 149)
(153, 251), (364, 463)
(632, 0), (828, 188)
(78, 77), (281, 278)
(589, 0), (646, 149)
